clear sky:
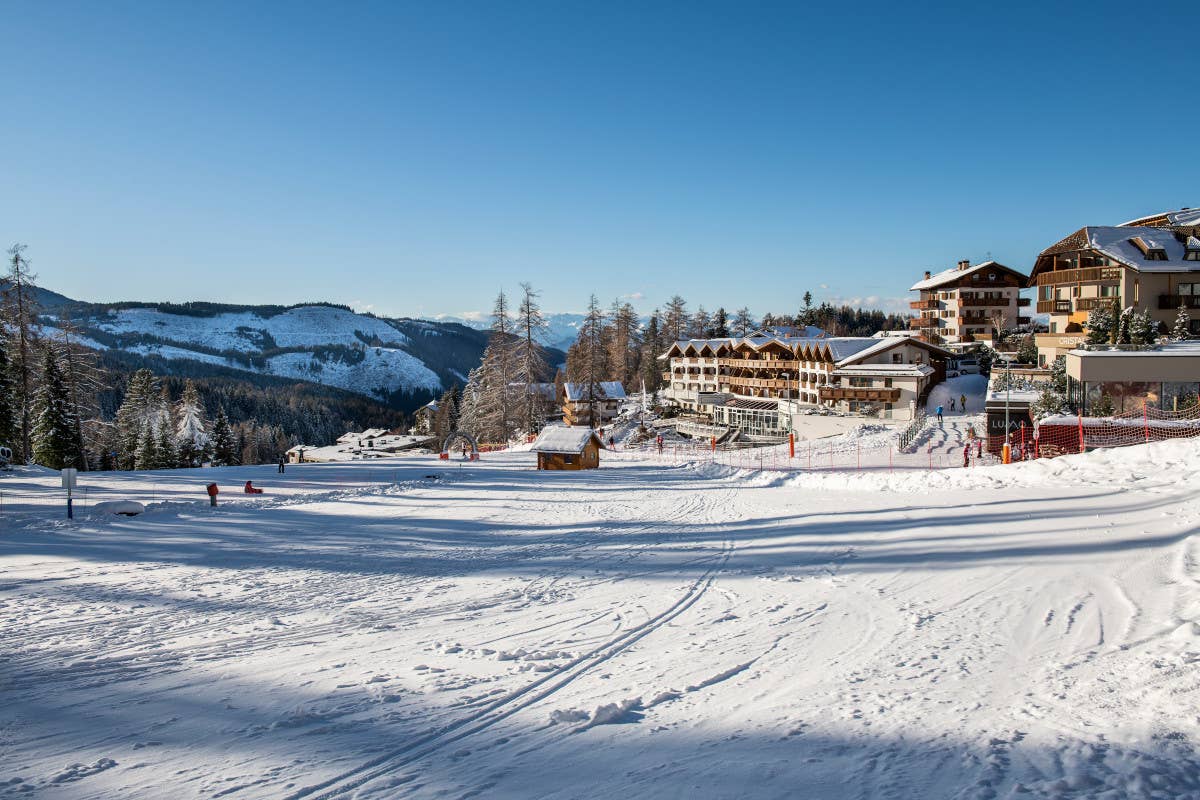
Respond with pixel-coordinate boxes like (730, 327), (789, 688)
(1, 0), (1196, 319)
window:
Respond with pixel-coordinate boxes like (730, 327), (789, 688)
(1187, 250), (1200, 262)
(1146, 249), (1167, 261)
(892, 353), (903, 363)
(1100, 284), (1119, 297)
(988, 273), (997, 280)
(972, 274), (979, 281)
(884, 378), (893, 388)
(564, 455), (574, 465)
(1179, 283), (1200, 296)
(849, 377), (872, 387)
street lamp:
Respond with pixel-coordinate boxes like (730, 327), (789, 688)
(998, 351), (1018, 463)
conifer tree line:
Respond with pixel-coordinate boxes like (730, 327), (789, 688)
(1, 244), (403, 470)
(438, 286), (910, 446)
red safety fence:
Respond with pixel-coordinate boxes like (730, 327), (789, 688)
(1028, 402), (1200, 458)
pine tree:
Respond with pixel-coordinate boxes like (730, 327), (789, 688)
(732, 307), (755, 337)
(1173, 305), (1191, 340)
(135, 420), (158, 470)
(50, 318), (103, 470)
(156, 418), (178, 469)
(564, 293), (609, 429)
(1, 244), (42, 463)
(1016, 334), (1038, 364)
(513, 283), (549, 434)
(1086, 304), (1114, 346)
(210, 408), (238, 466)
(175, 379), (209, 467)
(1129, 309), (1155, 346)
(0, 345), (16, 453)
(116, 369), (161, 469)
(689, 306), (711, 339)
(1116, 307), (1132, 345)
(640, 313), (663, 393)
(798, 291), (815, 328)
(663, 296), (689, 342)
(31, 346), (80, 469)
(471, 290), (518, 443)
(710, 307), (729, 338)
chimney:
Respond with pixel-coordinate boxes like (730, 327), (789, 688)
(924, 270), (931, 280)
(958, 259), (970, 271)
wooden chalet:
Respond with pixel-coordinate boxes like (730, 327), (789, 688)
(531, 426), (603, 470)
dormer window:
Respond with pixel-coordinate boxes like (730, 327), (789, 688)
(1186, 236), (1200, 261)
(988, 273), (997, 280)
(1130, 236), (1168, 261)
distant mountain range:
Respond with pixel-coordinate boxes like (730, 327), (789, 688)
(424, 312), (588, 352)
(32, 289), (565, 412)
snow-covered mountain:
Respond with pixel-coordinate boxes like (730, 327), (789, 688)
(37, 295), (560, 411)
(426, 312), (589, 352)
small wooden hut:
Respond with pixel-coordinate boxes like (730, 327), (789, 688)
(531, 426), (603, 471)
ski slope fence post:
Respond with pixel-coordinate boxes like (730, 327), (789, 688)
(789, 433), (794, 459)
(1144, 401), (1150, 443)
(1078, 410), (1085, 453)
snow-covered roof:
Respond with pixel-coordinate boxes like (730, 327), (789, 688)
(1119, 208), (1200, 227)
(419, 399), (439, 412)
(832, 364), (934, 378)
(1083, 226), (1200, 272)
(531, 425), (602, 454)
(563, 382), (626, 402)
(830, 336), (951, 368)
(337, 428), (388, 443)
(1069, 340), (1200, 357)
(909, 260), (1027, 291)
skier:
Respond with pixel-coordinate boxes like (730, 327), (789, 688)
(963, 443), (970, 468)
(960, 393), (968, 412)
(936, 405), (944, 424)
(656, 434), (664, 453)
(278, 456), (286, 474)
(950, 398), (956, 412)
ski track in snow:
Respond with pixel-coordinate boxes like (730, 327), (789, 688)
(2, 441), (1200, 799)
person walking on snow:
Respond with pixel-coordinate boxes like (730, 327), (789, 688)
(936, 405), (944, 424)
(960, 393), (967, 412)
(950, 398), (956, 412)
(963, 443), (970, 468)
(278, 456), (286, 474)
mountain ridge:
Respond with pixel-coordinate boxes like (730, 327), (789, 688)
(33, 290), (565, 413)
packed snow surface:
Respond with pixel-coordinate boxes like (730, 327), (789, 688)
(2, 441), (1199, 799)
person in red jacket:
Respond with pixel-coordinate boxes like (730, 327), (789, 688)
(206, 483), (219, 506)
(244, 480), (263, 494)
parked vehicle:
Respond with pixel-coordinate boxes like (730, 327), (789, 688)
(0, 445), (12, 470)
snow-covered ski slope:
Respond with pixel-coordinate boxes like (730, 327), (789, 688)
(2, 442), (1199, 799)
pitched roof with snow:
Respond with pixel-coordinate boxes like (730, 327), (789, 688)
(1079, 226), (1200, 272)
(563, 382), (627, 402)
(832, 336), (953, 368)
(531, 426), (602, 454)
(1119, 208), (1200, 228)
(909, 260), (1027, 291)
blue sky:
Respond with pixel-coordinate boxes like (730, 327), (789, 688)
(1, 1), (1196, 319)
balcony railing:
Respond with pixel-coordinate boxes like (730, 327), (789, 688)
(726, 377), (792, 390)
(1158, 295), (1200, 310)
(1035, 266), (1122, 286)
(909, 317), (940, 328)
(958, 296), (1011, 307)
(724, 357), (797, 369)
(819, 386), (902, 403)
(1074, 297), (1119, 312)
(910, 299), (940, 310)
(1036, 300), (1072, 314)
